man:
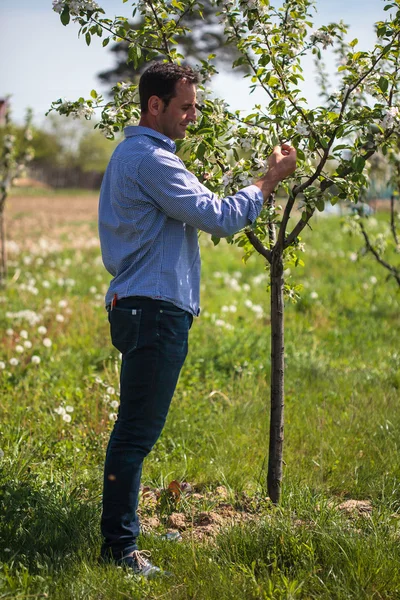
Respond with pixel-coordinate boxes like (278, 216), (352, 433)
(98, 62), (296, 577)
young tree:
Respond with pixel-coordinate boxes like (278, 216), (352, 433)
(0, 102), (33, 286)
(51, 0), (400, 503)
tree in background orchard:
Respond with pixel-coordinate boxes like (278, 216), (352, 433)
(51, 0), (400, 503)
(0, 102), (34, 286)
(345, 144), (400, 287)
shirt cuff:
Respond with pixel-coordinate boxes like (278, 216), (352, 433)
(238, 184), (264, 224)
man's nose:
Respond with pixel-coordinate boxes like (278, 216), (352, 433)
(189, 107), (197, 122)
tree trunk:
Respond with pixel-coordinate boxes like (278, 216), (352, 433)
(267, 245), (285, 504)
(0, 208), (6, 287)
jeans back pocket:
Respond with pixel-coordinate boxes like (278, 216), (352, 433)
(109, 307), (142, 355)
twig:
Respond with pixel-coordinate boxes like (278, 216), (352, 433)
(390, 193), (399, 248)
(358, 220), (400, 286)
(267, 193), (277, 246)
(147, 0), (172, 61)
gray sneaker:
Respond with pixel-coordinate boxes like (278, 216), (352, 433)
(118, 550), (166, 578)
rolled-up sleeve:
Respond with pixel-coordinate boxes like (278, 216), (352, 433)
(137, 148), (263, 238)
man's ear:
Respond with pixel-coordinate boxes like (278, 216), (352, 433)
(148, 95), (163, 116)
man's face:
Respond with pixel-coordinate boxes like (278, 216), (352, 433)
(157, 79), (197, 140)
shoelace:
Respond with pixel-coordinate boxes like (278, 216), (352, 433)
(130, 549), (152, 570)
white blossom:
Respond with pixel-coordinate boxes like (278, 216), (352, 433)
(15, 345), (24, 354)
(38, 326), (47, 335)
(54, 406), (66, 415)
(0, 361), (5, 369)
(63, 413), (72, 423)
(53, 1), (101, 17)
(65, 405), (74, 413)
(253, 157), (267, 170)
(381, 107), (399, 130)
(43, 338), (52, 348)
(295, 122), (310, 136)
(31, 355), (41, 365)
(109, 413), (118, 421)
(20, 330), (28, 339)
(222, 171), (234, 187)
(9, 358), (19, 366)
(311, 30), (334, 50)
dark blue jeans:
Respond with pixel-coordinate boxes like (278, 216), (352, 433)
(100, 296), (193, 559)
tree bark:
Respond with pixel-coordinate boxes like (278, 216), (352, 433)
(267, 245), (285, 504)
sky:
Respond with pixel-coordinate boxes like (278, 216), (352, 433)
(0, 0), (389, 126)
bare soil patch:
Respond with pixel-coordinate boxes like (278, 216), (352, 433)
(5, 193), (99, 247)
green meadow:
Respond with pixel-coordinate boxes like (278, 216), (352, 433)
(0, 194), (399, 599)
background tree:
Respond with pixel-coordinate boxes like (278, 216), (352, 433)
(98, 0), (247, 90)
(345, 145), (400, 287)
(51, 0), (400, 503)
(0, 102), (33, 286)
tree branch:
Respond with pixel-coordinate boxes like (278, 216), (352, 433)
(245, 230), (272, 263)
(147, 0), (172, 60)
(283, 149), (374, 249)
(390, 193), (400, 248)
(358, 220), (400, 286)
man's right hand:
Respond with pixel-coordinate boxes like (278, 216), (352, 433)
(254, 144), (297, 203)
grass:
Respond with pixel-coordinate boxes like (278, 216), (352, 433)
(0, 199), (399, 599)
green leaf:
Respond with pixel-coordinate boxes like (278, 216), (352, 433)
(90, 89), (98, 99)
(85, 32), (91, 46)
(354, 156), (366, 173)
(327, 112), (340, 122)
(102, 38), (110, 47)
(60, 6), (70, 25)
(211, 235), (221, 246)
(315, 198), (325, 212)
(349, 38), (358, 47)
(196, 142), (206, 160)
(378, 76), (389, 93)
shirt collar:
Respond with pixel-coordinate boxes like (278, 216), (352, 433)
(124, 126), (176, 153)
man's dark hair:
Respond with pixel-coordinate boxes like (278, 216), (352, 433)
(139, 62), (199, 113)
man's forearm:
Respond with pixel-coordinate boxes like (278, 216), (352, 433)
(253, 174), (280, 204)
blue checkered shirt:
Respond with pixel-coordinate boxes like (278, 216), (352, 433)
(99, 126), (264, 316)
